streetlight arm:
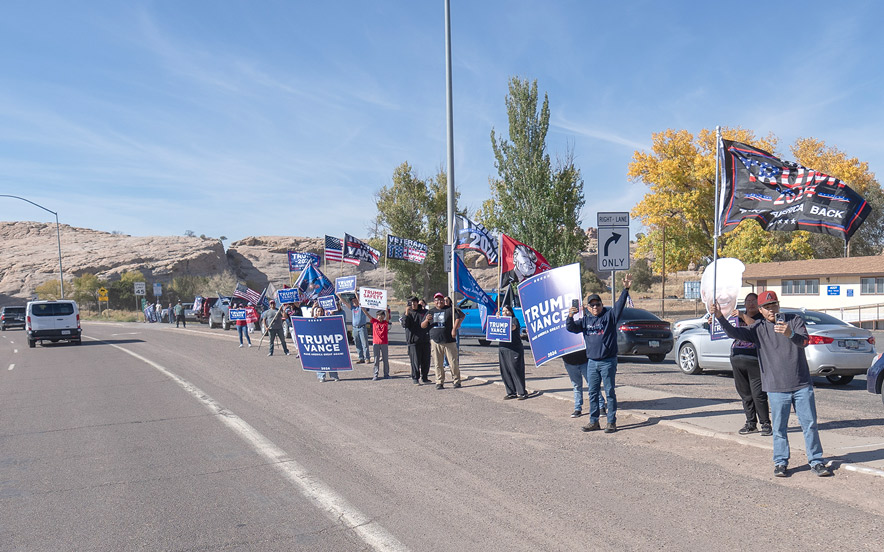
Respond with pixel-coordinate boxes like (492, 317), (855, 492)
(1, 194), (65, 298)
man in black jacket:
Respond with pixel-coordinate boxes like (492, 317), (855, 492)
(400, 296), (431, 384)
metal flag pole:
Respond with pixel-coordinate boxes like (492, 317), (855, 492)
(444, 0), (456, 298)
(712, 125), (722, 312)
(383, 234), (389, 292)
(497, 232), (503, 311)
(340, 234), (346, 277)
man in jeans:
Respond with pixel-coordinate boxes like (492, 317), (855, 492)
(261, 300), (290, 357)
(714, 290), (832, 477)
(566, 274), (631, 433)
(349, 296), (371, 364)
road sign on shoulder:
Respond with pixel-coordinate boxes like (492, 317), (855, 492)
(134, 282), (146, 296)
(597, 227), (630, 271)
(597, 211), (630, 227)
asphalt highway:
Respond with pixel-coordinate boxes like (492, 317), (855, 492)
(2, 322), (883, 551)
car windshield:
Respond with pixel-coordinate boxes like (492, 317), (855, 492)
(31, 303), (75, 316)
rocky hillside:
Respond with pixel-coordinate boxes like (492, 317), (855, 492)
(0, 221), (227, 304)
(0, 221), (625, 308)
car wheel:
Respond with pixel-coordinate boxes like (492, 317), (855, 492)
(1, 325), (5, 331)
(478, 339), (491, 346)
(28, 339), (36, 348)
(678, 343), (702, 374)
(825, 374), (854, 385)
(648, 353), (666, 363)
(73, 339), (82, 345)
(222, 316), (230, 330)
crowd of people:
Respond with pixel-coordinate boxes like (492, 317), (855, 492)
(158, 275), (833, 478)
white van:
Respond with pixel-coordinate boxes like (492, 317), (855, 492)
(26, 299), (82, 347)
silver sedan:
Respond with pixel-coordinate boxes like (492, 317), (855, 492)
(676, 309), (876, 385)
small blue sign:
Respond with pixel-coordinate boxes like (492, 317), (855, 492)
(229, 308), (247, 321)
(153, 283), (163, 297)
(335, 275), (357, 294)
(847, 289), (854, 297)
(318, 295), (338, 312)
(485, 315), (512, 342)
(683, 281), (701, 300)
(710, 315), (739, 341)
(827, 285), (840, 296)
(277, 288), (300, 304)
(290, 315), (353, 372)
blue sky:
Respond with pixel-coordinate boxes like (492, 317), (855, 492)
(2, 0), (883, 245)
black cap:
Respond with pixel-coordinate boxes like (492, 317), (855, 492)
(408, 296), (420, 303)
(586, 294), (602, 304)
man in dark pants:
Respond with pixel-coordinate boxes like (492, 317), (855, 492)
(400, 296), (431, 384)
(730, 292), (772, 436)
(261, 300), (290, 357)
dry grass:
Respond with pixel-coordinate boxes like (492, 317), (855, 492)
(80, 309), (142, 323)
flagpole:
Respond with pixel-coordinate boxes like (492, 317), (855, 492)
(383, 234), (389, 292)
(340, 234), (345, 277)
(712, 125), (722, 313)
(497, 232), (503, 311)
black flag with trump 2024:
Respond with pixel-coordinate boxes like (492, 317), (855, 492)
(720, 140), (871, 241)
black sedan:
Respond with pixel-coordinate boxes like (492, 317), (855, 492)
(617, 307), (674, 362)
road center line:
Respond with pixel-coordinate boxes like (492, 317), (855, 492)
(7, 364), (13, 371)
(13, 349), (18, 354)
(86, 336), (408, 552)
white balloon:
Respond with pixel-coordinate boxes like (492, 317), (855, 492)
(700, 258), (746, 316)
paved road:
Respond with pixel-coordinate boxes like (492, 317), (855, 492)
(2, 322), (883, 551)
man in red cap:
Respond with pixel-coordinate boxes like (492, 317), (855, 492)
(713, 290), (832, 477)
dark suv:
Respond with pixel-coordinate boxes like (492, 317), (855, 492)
(0, 306), (26, 330)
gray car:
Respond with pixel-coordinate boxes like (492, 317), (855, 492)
(676, 308), (876, 385)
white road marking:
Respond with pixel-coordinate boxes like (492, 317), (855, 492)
(110, 332), (141, 336)
(13, 349), (18, 354)
(7, 364), (13, 371)
(88, 337), (408, 552)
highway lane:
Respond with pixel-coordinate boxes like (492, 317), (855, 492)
(2, 322), (883, 551)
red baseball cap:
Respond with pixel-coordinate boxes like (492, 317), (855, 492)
(758, 290), (778, 306)
(434, 293), (445, 299)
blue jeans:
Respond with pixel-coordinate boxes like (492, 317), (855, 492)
(768, 385), (824, 467)
(237, 325), (251, 345)
(586, 356), (617, 424)
(353, 326), (370, 361)
(564, 360), (607, 413)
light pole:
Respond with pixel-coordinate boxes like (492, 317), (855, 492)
(1, 194), (65, 298)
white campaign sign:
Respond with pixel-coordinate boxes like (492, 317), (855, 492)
(359, 287), (387, 310)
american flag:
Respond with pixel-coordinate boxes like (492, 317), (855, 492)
(386, 234), (428, 264)
(233, 283), (263, 305)
(325, 235), (359, 265)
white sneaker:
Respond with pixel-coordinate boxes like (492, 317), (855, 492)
(248, 343), (252, 348)
(239, 344), (243, 348)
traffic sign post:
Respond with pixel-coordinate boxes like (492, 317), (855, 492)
(134, 282), (146, 312)
(98, 287), (108, 315)
(598, 212), (631, 304)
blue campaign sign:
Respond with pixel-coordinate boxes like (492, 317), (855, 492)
(335, 275), (357, 294)
(827, 285), (840, 296)
(710, 315), (739, 341)
(847, 289), (854, 297)
(517, 263), (585, 366)
(288, 251), (320, 272)
(290, 315), (353, 372)
(229, 308), (247, 321)
(277, 288), (300, 304)
(318, 295), (338, 312)
(485, 315), (511, 342)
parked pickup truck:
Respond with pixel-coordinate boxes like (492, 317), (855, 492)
(208, 296), (232, 330)
(458, 292), (527, 345)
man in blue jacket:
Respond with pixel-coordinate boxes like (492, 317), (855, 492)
(566, 274), (631, 433)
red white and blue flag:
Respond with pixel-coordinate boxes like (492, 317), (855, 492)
(233, 283), (263, 305)
(344, 233), (380, 266)
(324, 235), (358, 265)
(386, 234), (428, 264)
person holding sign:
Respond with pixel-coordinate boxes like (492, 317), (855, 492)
(363, 307), (392, 380)
(235, 307), (252, 348)
(422, 292), (465, 389)
(349, 296), (371, 364)
(261, 300), (290, 357)
(498, 305), (527, 399)
(566, 274), (631, 433)
(401, 296), (431, 384)
(312, 305), (341, 382)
